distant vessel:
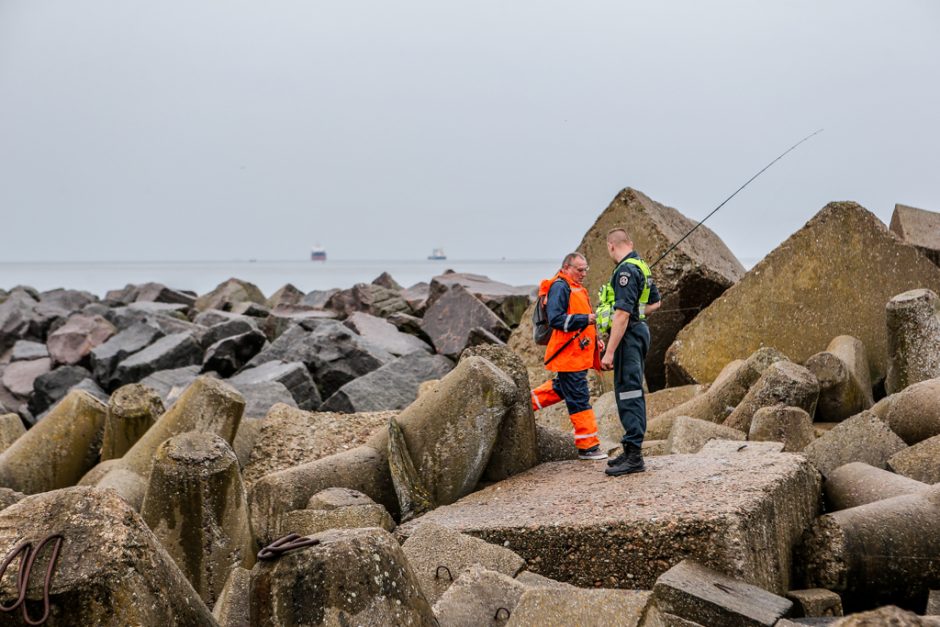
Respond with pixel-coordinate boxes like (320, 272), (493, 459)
(310, 245), (327, 261)
(428, 247), (447, 260)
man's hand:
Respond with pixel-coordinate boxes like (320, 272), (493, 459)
(600, 350), (614, 371)
(597, 338), (605, 353)
(588, 313), (596, 324)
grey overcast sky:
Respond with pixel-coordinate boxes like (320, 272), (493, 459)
(1, 1), (938, 263)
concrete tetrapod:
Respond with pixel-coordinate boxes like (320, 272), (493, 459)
(0, 413), (25, 453)
(140, 432), (254, 607)
(0, 487), (217, 626)
(884, 377), (940, 445)
(723, 361), (819, 433)
(799, 484), (940, 609)
(0, 390), (106, 494)
(97, 375), (244, 509)
(249, 527), (434, 626)
(824, 462), (929, 511)
(805, 335), (874, 422)
(100, 383), (165, 460)
(886, 289), (940, 394)
(648, 347), (787, 439)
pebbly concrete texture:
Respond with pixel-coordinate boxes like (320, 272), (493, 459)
(802, 411), (907, 478)
(431, 565), (527, 627)
(666, 202), (940, 386)
(241, 403), (392, 487)
(748, 405), (815, 452)
(0, 390), (106, 494)
(786, 588), (844, 618)
(398, 454), (820, 594)
(507, 588), (652, 627)
(825, 462), (929, 511)
(887, 435), (940, 483)
(0, 487), (217, 626)
(698, 439), (785, 456)
(650, 559), (793, 626)
(649, 348), (787, 438)
(460, 344), (539, 482)
(0, 412), (25, 453)
(249, 527), (434, 626)
(278, 502), (395, 538)
(141, 433), (254, 607)
(514, 570), (578, 590)
(723, 360), (819, 433)
(833, 605), (940, 625)
(400, 522), (526, 607)
(884, 377), (940, 445)
(886, 289), (940, 394)
(212, 567), (250, 627)
(509, 187), (743, 391)
(665, 415), (745, 454)
(799, 485), (940, 609)
(0, 486), (25, 512)
(100, 383), (164, 460)
(805, 335), (874, 422)
(647, 384), (704, 419)
(891, 203), (940, 267)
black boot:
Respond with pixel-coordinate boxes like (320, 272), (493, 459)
(605, 443), (645, 476)
(607, 445), (627, 467)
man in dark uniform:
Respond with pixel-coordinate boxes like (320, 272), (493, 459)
(600, 228), (661, 476)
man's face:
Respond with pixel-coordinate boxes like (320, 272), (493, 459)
(566, 258), (589, 283)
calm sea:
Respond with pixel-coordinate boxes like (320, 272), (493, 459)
(0, 259), (560, 298)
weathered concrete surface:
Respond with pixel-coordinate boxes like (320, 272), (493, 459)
(884, 377), (940, 444)
(888, 435), (940, 483)
(0, 412), (25, 453)
(141, 433), (253, 607)
(212, 566), (250, 627)
(647, 384), (704, 419)
(431, 565), (527, 627)
(388, 415), (434, 522)
(667, 202), (940, 385)
(514, 570), (577, 590)
(651, 559), (793, 626)
(510, 187), (744, 391)
(802, 411), (907, 478)
(241, 403), (392, 486)
(666, 415), (745, 454)
(397, 454), (820, 594)
(649, 348), (787, 438)
(698, 439), (785, 456)
(825, 462), (929, 511)
(278, 502), (395, 538)
(0, 390), (106, 494)
(249, 527), (434, 626)
(461, 344), (538, 481)
(748, 405), (815, 452)
(723, 361), (819, 433)
(100, 383), (164, 460)
(0, 487), (217, 626)
(0, 486), (25, 512)
(805, 335), (874, 422)
(400, 522), (526, 606)
(891, 203), (940, 267)
(799, 486), (940, 608)
(886, 289), (940, 394)
(786, 588), (843, 618)
(508, 588), (652, 627)
(534, 424), (579, 462)
(833, 605), (940, 625)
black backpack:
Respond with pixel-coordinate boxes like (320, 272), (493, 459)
(532, 279), (564, 346)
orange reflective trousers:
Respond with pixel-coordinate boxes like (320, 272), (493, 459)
(530, 379), (601, 450)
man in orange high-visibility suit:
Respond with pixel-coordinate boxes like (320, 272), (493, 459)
(530, 252), (608, 460)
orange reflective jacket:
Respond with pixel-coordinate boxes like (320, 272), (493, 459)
(540, 272), (598, 372)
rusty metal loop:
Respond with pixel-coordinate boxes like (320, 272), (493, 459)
(434, 565), (453, 581)
(0, 534), (65, 626)
(494, 607), (511, 620)
(257, 533), (320, 561)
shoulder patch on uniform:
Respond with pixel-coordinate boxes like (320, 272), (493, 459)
(618, 274), (629, 287)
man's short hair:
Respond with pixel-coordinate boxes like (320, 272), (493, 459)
(561, 252), (586, 267)
(606, 228), (632, 245)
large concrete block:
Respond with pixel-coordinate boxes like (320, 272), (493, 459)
(891, 203), (940, 267)
(884, 377), (940, 444)
(888, 435), (940, 483)
(398, 454), (820, 594)
(667, 202), (940, 385)
(886, 289), (940, 394)
(432, 565), (527, 627)
(802, 411), (907, 478)
(748, 405), (815, 452)
(825, 462), (929, 511)
(0, 487), (216, 626)
(723, 361), (819, 433)
(510, 187), (744, 391)
(805, 335), (874, 422)
(666, 415), (745, 454)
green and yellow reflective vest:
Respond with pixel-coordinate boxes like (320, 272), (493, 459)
(595, 257), (651, 335)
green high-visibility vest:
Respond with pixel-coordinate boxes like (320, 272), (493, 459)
(596, 257), (651, 335)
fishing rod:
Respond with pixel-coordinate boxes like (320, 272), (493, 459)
(650, 128), (824, 268)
